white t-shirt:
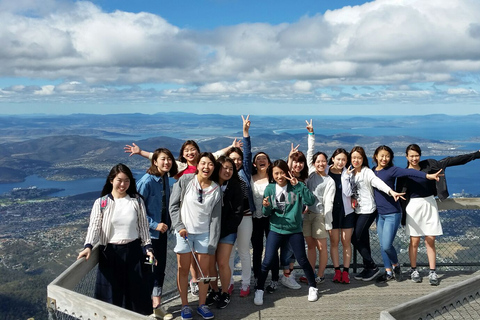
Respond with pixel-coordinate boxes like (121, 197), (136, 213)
(109, 196), (139, 243)
(251, 178), (269, 218)
(181, 179), (221, 234)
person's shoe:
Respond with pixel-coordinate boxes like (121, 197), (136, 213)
(376, 271), (394, 283)
(315, 276), (325, 284)
(333, 270), (342, 283)
(429, 271), (439, 286)
(254, 289), (264, 306)
(181, 305), (193, 320)
(206, 290), (220, 306)
(393, 265), (402, 282)
(265, 280), (278, 293)
(281, 275), (301, 289)
(152, 306), (173, 320)
(197, 304), (214, 320)
(217, 292), (231, 309)
(307, 287), (319, 302)
(341, 271), (350, 284)
(190, 279), (199, 297)
(410, 269), (422, 283)
(227, 283), (234, 295)
(354, 269), (368, 281)
(299, 276), (308, 283)
(240, 284), (250, 297)
(362, 267), (381, 282)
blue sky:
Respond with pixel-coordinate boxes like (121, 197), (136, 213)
(0, 0), (479, 115)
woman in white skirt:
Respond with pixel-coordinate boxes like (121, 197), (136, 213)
(397, 144), (480, 286)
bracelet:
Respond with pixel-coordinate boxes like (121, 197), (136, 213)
(308, 132), (314, 135)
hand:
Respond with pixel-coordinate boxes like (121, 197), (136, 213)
(156, 222), (168, 234)
(242, 115), (251, 136)
(77, 247), (91, 260)
(305, 119), (313, 133)
(389, 190), (406, 201)
(426, 169), (444, 181)
(179, 228), (188, 239)
(347, 165), (355, 175)
(262, 196), (271, 207)
(146, 251), (157, 266)
(289, 143), (300, 158)
(124, 143), (141, 156)
(232, 138), (243, 149)
(284, 171), (298, 186)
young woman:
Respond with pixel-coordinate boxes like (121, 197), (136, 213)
(226, 115), (256, 297)
(397, 144), (480, 285)
(253, 160), (318, 306)
(372, 145), (442, 283)
(206, 156), (244, 309)
(250, 151), (280, 293)
(136, 148), (178, 319)
(169, 153), (223, 320)
(328, 148), (355, 284)
(77, 164), (154, 315)
(349, 146), (404, 282)
(301, 120), (335, 284)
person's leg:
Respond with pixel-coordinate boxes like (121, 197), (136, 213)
(196, 253), (211, 306)
(305, 236), (317, 270)
(409, 236), (421, 268)
(251, 217), (267, 280)
(235, 215), (253, 287)
(341, 228), (353, 268)
(353, 213), (377, 269)
(151, 235), (168, 309)
(316, 238), (328, 278)
(381, 213), (401, 267)
(264, 221), (280, 282)
(289, 233), (316, 287)
(255, 231), (284, 290)
(217, 243), (234, 290)
(329, 229), (340, 267)
(425, 236), (437, 270)
(177, 253), (192, 306)
(208, 252), (220, 292)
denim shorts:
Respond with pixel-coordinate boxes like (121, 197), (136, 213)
(219, 232), (237, 245)
(174, 232), (209, 254)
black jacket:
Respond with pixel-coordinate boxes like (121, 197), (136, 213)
(220, 178), (244, 239)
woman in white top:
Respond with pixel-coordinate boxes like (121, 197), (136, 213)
(349, 146), (404, 282)
(77, 163), (154, 315)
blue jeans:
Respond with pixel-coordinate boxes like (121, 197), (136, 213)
(376, 213), (401, 270)
(256, 231), (316, 289)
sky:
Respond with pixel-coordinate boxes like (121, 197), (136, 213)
(0, 0), (479, 116)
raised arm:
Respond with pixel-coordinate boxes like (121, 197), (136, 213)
(306, 119), (315, 174)
(213, 138), (243, 159)
(437, 150), (480, 170)
(242, 115), (253, 177)
(124, 142), (152, 159)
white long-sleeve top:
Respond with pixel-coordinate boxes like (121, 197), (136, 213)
(352, 167), (392, 214)
(84, 194), (152, 247)
(306, 172), (336, 230)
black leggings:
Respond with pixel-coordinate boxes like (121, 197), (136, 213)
(352, 212), (378, 269)
(251, 216), (279, 281)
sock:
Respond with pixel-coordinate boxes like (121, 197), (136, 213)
(335, 267), (340, 271)
(343, 267), (349, 273)
(411, 267), (417, 270)
(387, 270), (393, 276)
(429, 269), (436, 273)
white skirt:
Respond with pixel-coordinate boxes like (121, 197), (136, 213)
(405, 195), (443, 237)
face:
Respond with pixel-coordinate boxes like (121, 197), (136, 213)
(406, 150), (421, 167)
(314, 154), (328, 174)
(154, 152), (173, 175)
(197, 156), (215, 179)
(219, 161), (234, 182)
(332, 153), (348, 170)
(111, 172), (130, 196)
(183, 144), (199, 165)
(375, 150), (391, 168)
(254, 154), (269, 172)
(229, 152), (243, 171)
(350, 151), (363, 169)
(291, 159), (305, 175)
(272, 167), (287, 187)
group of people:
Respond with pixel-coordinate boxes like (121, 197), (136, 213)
(77, 115), (480, 320)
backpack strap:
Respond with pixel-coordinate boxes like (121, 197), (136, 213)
(100, 195), (109, 214)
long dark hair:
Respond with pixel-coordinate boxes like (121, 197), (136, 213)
(147, 148), (178, 177)
(268, 159), (291, 183)
(178, 140), (201, 164)
(252, 151), (272, 175)
(373, 145), (395, 168)
(289, 150), (308, 182)
(328, 148), (350, 166)
(405, 144), (422, 156)
(350, 146), (369, 168)
(101, 163), (138, 197)
(211, 155), (240, 184)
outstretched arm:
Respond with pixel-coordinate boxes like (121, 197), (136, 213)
(124, 143), (152, 159)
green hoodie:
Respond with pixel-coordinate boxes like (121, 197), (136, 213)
(262, 182), (316, 234)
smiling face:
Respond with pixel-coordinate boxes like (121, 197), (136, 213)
(375, 150), (392, 169)
(219, 161), (234, 182)
(272, 166), (287, 187)
(350, 151), (363, 169)
(291, 159), (305, 175)
(332, 152), (348, 171)
(406, 150), (421, 167)
(229, 151), (243, 171)
(314, 153), (328, 175)
(254, 153), (270, 172)
(111, 172), (130, 197)
(197, 156), (215, 179)
(154, 152), (173, 175)
(183, 143), (199, 166)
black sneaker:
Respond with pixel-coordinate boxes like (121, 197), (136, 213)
(265, 280), (278, 294)
(354, 269), (368, 281)
(376, 271), (394, 283)
(206, 290), (220, 306)
(393, 265), (402, 282)
(362, 267), (381, 282)
(217, 292), (231, 309)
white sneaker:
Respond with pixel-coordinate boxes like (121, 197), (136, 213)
(308, 287), (319, 302)
(254, 289), (264, 306)
(281, 275), (301, 290)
